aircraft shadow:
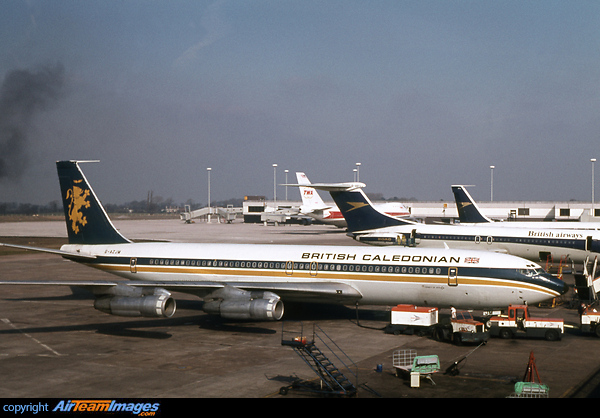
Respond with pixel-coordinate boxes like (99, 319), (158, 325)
(281, 228), (348, 236)
(1, 298), (389, 339)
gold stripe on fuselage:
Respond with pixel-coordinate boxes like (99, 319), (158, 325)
(88, 262), (561, 297)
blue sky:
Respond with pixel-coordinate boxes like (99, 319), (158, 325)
(1, 0), (599, 205)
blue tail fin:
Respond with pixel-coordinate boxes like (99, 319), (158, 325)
(329, 189), (415, 232)
(451, 185), (492, 223)
(57, 160), (131, 244)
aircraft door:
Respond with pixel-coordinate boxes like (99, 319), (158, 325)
(448, 267), (458, 286)
(285, 260), (294, 276)
(310, 261), (318, 277)
(130, 258), (137, 273)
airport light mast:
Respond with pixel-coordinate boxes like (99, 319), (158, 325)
(273, 163), (277, 208)
(592, 158), (596, 217)
(490, 165), (495, 202)
(207, 167), (211, 222)
(284, 169), (289, 201)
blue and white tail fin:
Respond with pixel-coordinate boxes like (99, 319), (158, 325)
(451, 185), (492, 224)
(57, 160), (131, 244)
(305, 182), (417, 232)
(329, 189), (417, 232)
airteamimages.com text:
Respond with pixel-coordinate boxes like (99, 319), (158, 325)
(3, 400), (161, 415)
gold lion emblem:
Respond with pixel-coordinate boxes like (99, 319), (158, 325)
(66, 180), (91, 234)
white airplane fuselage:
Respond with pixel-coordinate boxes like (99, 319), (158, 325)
(62, 241), (567, 309)
(353, 222), (600, 265)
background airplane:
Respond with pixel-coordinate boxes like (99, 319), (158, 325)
(452, 185), (600, 230)
(308, 182), (600, 267)
(296, 172), (410, 227)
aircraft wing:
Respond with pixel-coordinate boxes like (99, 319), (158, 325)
(301, 205), (333, 214)
(207, 281), (362, 303)
(0, 278), (362, 304)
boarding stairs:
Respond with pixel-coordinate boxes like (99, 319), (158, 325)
(573, 255), (599, 304)
(281, 322), (357, 397)
(180, 204), (240, 223)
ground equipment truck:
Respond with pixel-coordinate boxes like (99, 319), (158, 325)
(384, 305), (438, 336)
(487, 305), (563, 341)
(579, 303), (600, 337)
(384, 305), (489, 345)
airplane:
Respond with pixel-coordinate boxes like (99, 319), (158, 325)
(296, 172), (410, 228)
(452, 185), (600, 230)
(306, 182), (600, 266)
(0, 161), (567, 319)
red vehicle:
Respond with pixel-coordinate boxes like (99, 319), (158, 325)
(487, 305), (564, 341)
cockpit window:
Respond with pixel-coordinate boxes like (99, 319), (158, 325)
(519, 267), (542, 277)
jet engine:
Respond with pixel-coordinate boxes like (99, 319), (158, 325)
(94, 286), (176, 318)
(202, 285), (284, 321)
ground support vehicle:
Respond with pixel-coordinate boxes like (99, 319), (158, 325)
(384, 305), (489, 345)
(433, 311), (489, 345)
(487, 305), (563, 341)
(393, 349), (440, 387)
(578, 303), (600, 337)
(384, 305), (438, 336)
(280, 322), (357, 397)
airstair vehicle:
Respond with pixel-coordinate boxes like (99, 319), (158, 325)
(280, 322), (358, 397)
(573, 255), (599, 304)
(180, 204), (240, 223)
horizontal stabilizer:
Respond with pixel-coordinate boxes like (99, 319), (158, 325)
(0, 243), (97, 260)
(284, 182), (365, 192)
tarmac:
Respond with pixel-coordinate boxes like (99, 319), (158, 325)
(1, 218), (600, 398)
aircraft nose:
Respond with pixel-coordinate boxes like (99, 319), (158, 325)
(549, 275), (569, 295)
(559, 279), (570, 295)
(541, 273), (569, 295)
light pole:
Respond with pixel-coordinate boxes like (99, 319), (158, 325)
(284, 169), (289, 201)
(272, 164), (278, 208)
(490, 165), (495, 202)
(207, 167), (212, 222)
(592, 158), (596, 217)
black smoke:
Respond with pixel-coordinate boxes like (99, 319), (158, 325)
(0, 63), (65, 180)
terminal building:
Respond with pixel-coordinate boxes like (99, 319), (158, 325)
(240, 197), (600, 225)
(181, 191), (599, 225)
(402, 200), (600, 224)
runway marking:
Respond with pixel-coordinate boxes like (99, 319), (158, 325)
(1, 318), (61, 356)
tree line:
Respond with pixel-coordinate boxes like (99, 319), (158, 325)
(0, 197), (245, 216)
